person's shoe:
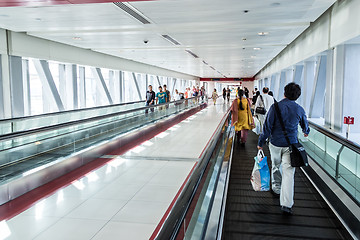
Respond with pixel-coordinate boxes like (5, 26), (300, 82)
(280, 206), (293, 215)
(240, 142), (245, 147)
(271, 189), (280, 198)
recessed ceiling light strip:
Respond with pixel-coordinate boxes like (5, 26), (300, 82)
(185, 50), (199, 58)
(161, 35), (181, 45)
(113, 2), (151, 24)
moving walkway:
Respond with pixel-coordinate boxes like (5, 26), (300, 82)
(153, 111), (360, 240)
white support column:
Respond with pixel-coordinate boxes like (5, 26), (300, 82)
(109, 70), (115, 102)
(145, 74), (149, 90)
(9, 56), (24, 117)
(0, 56), (4, 119)
(22, 59), (31, 116)
(303, 61), (316, 114)
(118, 71), (124, 103)
(91, 67), (113, 105)
(112, 70), (120, 103)
(59, 64), (67, 107)
(79, 66), (86, 108)
(278, 72), (286, 100)
(330, 45), (345, 131)
(66, 64), (78, 109)
(33, 59), (65, 111)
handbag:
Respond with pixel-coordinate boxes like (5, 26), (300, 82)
(273, 101), (308, 167)
(255, 95), (266, 115)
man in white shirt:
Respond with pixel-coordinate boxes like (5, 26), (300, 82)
(255, 87), (275, 132)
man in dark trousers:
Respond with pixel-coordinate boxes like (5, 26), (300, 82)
(257, 83), (310, 215)
(145, 85), (155, 113)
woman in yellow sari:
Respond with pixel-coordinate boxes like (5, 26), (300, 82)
(231, 89), (255, 146)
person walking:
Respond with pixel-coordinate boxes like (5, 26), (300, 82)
(226, 87), (231, 102)
(156, 86), (168, 110)
(244, 87), (250, 98)
(252, 91), (260, 106)
(212, 89), (218, 105)
(163, 84), (170, 103)
(254, 87), (275, 133)
(231, 89), (254, 146)
(257, 83), (310, 215)
(145, 85), (155, 114)
(222, 88), (226, 101)
(173, 89), (181, 101)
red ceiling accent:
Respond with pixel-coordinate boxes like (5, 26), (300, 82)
(0, 0), (154, 8)
(200, 77), (255, 82)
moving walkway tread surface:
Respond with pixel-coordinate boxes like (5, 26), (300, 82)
(223, 132), (352, 240)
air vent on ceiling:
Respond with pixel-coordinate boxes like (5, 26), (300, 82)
(113, 2), (151, 24)
(161, 35), (181, 45)
(185, 50), (199, 58)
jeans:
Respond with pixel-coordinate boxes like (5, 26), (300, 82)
(145, 102), (154, 113)
(269, 143), (295, 208)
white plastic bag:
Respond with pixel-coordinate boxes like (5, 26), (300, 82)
(252, 116), (262, 135)
(250, 150), (270, 191)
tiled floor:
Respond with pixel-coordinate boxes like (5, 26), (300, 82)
(1, 99), (231, 240)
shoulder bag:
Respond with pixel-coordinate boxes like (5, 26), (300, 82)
(273, 101), (308, 167)
(255, 95), (266, 115)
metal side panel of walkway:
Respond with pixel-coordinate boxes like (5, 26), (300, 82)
(223, 131), (352, 240)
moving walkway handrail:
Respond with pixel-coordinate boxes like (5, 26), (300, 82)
(0, 100), (144, 123)
(0, 97), (202, 142)
(308, 121), (360, 155)
(154, 108), (231, 240)
(308, 120), (360, 186)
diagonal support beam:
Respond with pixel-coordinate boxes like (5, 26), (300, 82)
(132, 72), (142, 100)
(156, 75), (161, 87)
(33, 59), (65, 111)
(92, 67), (113, 105)
(172, 78), (177, 96)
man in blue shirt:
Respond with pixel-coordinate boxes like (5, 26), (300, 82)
(258, 83), (310, 215)
(156, 86), (168, 109)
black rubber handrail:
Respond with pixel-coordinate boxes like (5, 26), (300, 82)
(0, 100), (144, 123)
(0, 97), (202, 141)
(308, 121), (360, 155)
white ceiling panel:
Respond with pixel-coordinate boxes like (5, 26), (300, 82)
(0, 0), (336, 78)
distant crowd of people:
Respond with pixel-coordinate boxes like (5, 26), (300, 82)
(145, 84), (206, 112)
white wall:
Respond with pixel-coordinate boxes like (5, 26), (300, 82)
(6, 30), (198, 81)
(256, 0), (360, 79)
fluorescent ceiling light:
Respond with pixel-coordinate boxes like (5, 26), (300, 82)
(253, 47), (261, 50)
(258, 32), (269, 36)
